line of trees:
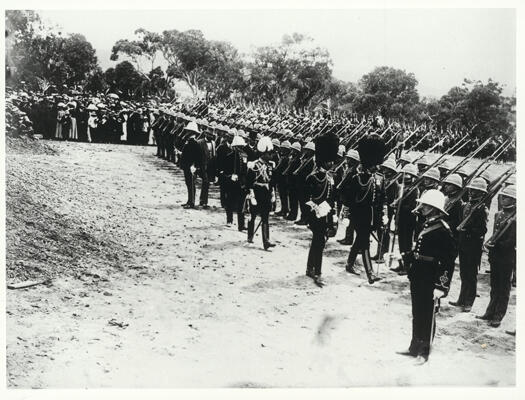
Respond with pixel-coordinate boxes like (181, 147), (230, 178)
(5, 10), (516, 142)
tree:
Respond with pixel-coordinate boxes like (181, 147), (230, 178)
(246, 33), (333, 110)
(353, 66), (420, 119)
(6, 11), (99, 90)
(110, 28), (162, 74)
(435, 79), (515, 141)
(104, 61), (146, 99)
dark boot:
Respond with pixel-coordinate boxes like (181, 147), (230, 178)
(237, 212), (246, 231)
(345, 245), (360, 275)
(363, 249), (381, 284)
(262, 223), (275, 250)
(247, 218), (255, 243)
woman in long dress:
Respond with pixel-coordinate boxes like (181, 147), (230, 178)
(55, 102), (67, 140)
(68, 101), (79, 141)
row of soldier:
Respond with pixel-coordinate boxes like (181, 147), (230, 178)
(152, 106), (516, 363)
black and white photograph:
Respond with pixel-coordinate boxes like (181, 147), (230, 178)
(2, 0), (521, 396)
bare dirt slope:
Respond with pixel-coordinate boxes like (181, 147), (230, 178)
(6, 140), (515, 388)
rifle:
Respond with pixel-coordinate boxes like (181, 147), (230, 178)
(399, 139), (472, 202)
(341, 121), (368, 147)
(384, 125), (423, 159)
(484, 209), (516, 248)
(345, 121), (371, 148)
(441, 137), (492, 180)
(457, 166), (515, 231)
(388, 171), (406, 270)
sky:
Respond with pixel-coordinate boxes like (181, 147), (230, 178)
(37, 8), (516, 98)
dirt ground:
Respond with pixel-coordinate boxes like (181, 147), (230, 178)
(5, 140), (515, 388)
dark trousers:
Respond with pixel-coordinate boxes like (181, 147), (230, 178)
(484, 251), (514, 322)
(288, 187), (299, 219)
(218, 175), (227, 208)
(199, 170), (209, 206)
(183, 168), (196, 206)
(277, 182), (289, 214)
(409, 277), (436, 357)
(224, 180), (245, 230)
(457, 237), (483, 307)
(167, 136), (175, 162)
(307, 217), (328, 277)
(247, 189), (272, 246)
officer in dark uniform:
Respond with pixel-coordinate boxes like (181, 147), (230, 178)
(450, 177), (489, 312)
(293, 141), (316, 225)
(274, 140), (291, 216)
(398, 189), (456, 364)
(336, 149), (360, 246)
(223, 135), (248, 231)
(304, 131), (339, 287)
(284, 142), (302, 221)
(373, 157), (398, 262)
(344, 134), (387, 284)
(180, 121), (203, 209)
(215, 132), (231, 208)
(477, 185), (516, 327)
(246, 136), (276, 250)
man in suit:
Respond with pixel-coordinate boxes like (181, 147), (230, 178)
(197, 126), (217, 208)
(180, 121), (203, 209)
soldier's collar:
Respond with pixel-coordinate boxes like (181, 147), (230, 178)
(425, 215), (443, 225)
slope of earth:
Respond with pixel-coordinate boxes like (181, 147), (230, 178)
(6, 140), (515, 388)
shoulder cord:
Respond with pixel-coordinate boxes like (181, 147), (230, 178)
(355, 173), (374, 204)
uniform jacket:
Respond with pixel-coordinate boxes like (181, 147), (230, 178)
(408, 216), (457, 295)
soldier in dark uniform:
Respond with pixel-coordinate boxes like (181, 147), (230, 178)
(215, 132), (231, 208)
(337, 149), (360, 246)
(274, 140), (292, 216)
(477, 185), (516, 327)
(284, 142), (302, 221)
(246, 137), (276, 250)
(223, 135), (248, 231)
(390, 163), (419, 275)
(180, 122), (203, 209)
(450, 177), (489, 312)
(441, 173), (464, 241)
(293, 141), (316, 225)
(304, 131), (339, 287)
(398, 189), (456, 364)
(344, 134), (387, 284)
(373, 157), (398, 262)
(245, 130), (258, 162)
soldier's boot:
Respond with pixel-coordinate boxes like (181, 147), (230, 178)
(247, 218), (255, 243)
(262, 223), (275, 250)
(363, 249), (381, 284)
(237, 212), (246, 231)
(345, 245), (360, 275)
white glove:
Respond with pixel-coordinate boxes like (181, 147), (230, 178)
(382, 214), (389, 226)
(342, 218), (350, 227)
(231, 174), (238, 182)
(433, 289), (445, 299)
(271, 193), (276, 203)
(190, 166), (196, 173)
